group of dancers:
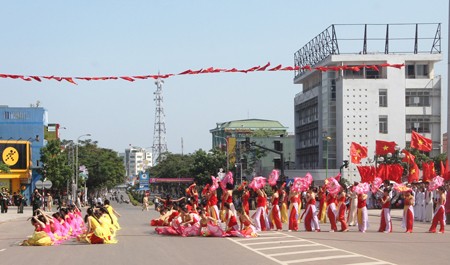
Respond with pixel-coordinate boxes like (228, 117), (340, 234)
(151, 182), (258, 238)
(150, 171), (448, 236)
(21, 199), (121, 246)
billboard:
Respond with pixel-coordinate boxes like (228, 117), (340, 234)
(138, 172), (150, 190)
(0, 141), (31, 172)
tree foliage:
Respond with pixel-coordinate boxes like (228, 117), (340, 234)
(0, 162), (10, 173)
(39, 139), (72, 189)
(77, 140), (126, 191)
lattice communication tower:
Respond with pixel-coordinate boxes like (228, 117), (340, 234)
(152, 78), (168, 165)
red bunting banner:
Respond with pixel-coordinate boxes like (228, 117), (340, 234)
(0, 63), (405, 85)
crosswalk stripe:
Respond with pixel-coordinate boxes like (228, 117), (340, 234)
(245, 239), (304, 246)
(284, 254), (359, 264)
(347, 261), (391, 265)
(268, 248), (336, 257)
(254, 243), (319, 251)
(234, 235), (292, 242)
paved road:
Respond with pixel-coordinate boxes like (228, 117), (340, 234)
(0, 197), (449, 265)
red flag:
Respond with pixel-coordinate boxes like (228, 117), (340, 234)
(120, 76), (135, 82)
(376, 164), (389, 181)
(388, 164), (404, 183)
(62, 77), (77, 85)
(29, 76), (42, 82)
(375, 140), (397, 155)
(268, 64), (282, 71)
(257, 62), (270, 71)
(410, 131), (432, 152)
(407, 162), (420, 183)
(357, 165), (376, 183)
(350, 142), (368, 164)
(401, 150), (415, 164)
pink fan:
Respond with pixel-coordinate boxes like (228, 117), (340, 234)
(220, 171), (234, 190)
(304, 172), (313, 186)
(428, 176), (444, 191)
(324, 177), (340, 196)
(290, 177), (302, 192)
(210, 176), (219, 191)
(249, 176), (266, 191)
(354, 182), (370, 195)
(268, 169), (280, 186)
(371, 177), (383, 194)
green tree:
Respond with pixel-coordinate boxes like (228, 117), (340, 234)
(189, 148), (227, 185)
(77, 140), (126, 191)
(0, 162), (10, 173)
(39, 139), (72, 190)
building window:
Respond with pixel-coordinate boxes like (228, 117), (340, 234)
(379, 116), (388, 134)
(406, 63), (430, 79)
(405, 90), (431, 106)
(379, 89), (387, 107)
(406, 116), (431, 133)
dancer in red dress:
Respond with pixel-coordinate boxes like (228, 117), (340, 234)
(288, 190), (301, 231)
(429, 186), (446, 233)
(402, 190), (415, 233)
(241, 186), (250, 216)
(303, 188), (320, 232)
(224, 203), (239, 233)
(252, 188), (269, 231)
(357, 193), (368, 232)
(269, 186), (283, 231)
(378, 188), (392, 233)
(326, 192), (338, 232)
(337, 190), (348, 232)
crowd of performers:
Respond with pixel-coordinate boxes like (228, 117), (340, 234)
(150, 170), (448, 236)
(21, 199), (121, 246)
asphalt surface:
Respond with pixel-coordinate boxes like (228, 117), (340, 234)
(0, 197), (449, 265)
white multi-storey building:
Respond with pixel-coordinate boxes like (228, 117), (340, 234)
(293, 24), (442, 181)
(121, 147), (153, 178)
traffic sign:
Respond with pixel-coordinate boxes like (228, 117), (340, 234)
(35, 180), (53, 189)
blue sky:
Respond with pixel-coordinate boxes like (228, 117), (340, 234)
(0, 1), (448, 154)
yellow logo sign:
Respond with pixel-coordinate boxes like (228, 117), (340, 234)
(2, 147), (19, 166)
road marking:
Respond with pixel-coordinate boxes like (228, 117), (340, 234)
(268, 248), (336, 257)
(234, 235), (291, 241)
(244, 239), (303, 246)
(227, 231), (396, 265)
(284, 254), (359, 263)
(347, 261), (390, 265)
(255, 243), (319, 251)
(0, 249), (6, 252)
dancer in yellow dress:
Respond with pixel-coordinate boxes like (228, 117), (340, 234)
(104, 199), (121, 230)
(21, 214), (53, 246)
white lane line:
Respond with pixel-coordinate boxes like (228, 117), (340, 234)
(347, 261), (390, 265)
(227, 237), (285, 265)
(255, 243), (320, 251)
(234, 235), (292, 241)
(245, 239), (304, 246)
(230, 231), (396, 265)
(284, 254), (359, 264)
(0, 249), (6, 252)
(274, 232), (396, 265)
(269, 248), (336, 257)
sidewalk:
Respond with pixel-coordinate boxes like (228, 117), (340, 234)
(0, 207), (33, 223)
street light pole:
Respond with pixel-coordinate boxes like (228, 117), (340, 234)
(214, 135), (229, 171)
(76, 133), (91, 203)
(324, 135), (331, 178)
